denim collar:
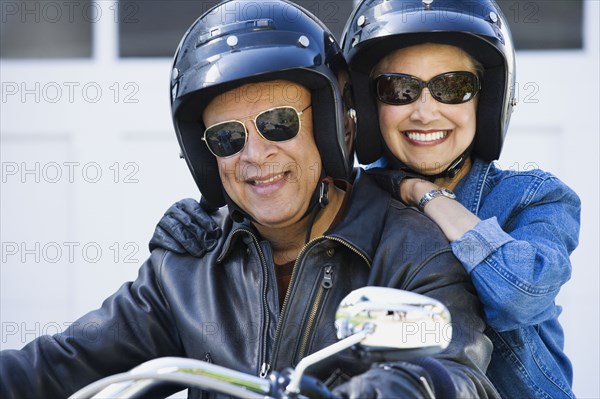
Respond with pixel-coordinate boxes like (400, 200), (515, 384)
(453, 157), (493, 215)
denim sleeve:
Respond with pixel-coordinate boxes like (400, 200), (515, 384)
(451, 178), (581, 331)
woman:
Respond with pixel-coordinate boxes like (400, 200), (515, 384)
(341, 0), (581, 397)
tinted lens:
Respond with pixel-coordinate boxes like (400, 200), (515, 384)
(429, 72), (478, 104)
(376, 75), (421, 105)
(375, 72), (479, 105)
(204, 121), (246, 157)
(255, 107), (300, 141)
(203, 107), (302, 157)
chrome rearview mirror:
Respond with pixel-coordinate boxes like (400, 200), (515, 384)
(335, 286), (452, 360)
(285, 287), (451, 394)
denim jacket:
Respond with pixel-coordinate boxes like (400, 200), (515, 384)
(371, 157), (581, 398)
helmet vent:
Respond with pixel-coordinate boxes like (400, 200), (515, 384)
(297, 35), (310, 48)
(357, 15), (367, 27)
(197, 19), (275, 47)
(226, 35), (239, 47)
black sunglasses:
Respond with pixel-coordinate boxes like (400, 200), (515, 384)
(203, 104), (312, 158)
(373, 71), (480, 105)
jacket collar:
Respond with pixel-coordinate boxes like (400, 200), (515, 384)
(324, 168), (391, 262)
(218, 168), (391, 264)
(453, 157), (493, 215)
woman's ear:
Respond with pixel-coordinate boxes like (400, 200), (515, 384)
(337, 69), (357, 155)
(344, 107), (357, 154)
(347, 108), (357, 125)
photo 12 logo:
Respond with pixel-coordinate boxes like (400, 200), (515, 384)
(1, 1), (141, 24)
(1, 241), (141, 264)
(1, 81), (140, 104)
(1, 162), (140, 184)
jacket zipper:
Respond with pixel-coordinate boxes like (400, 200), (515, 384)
(265, 236), (323, 375)
(266, 236), (371, 373)
(295, 235), (372, 360)
(295, 264), (334, 359)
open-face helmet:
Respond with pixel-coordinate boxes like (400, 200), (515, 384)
(171, 0), (353, 208)
(342, 0), (516, 167)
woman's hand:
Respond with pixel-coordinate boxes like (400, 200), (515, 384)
(400, 178), (438, 206)
(400, 179), (480, 242)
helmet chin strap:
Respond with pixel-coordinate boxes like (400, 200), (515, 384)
(225, 172), (331, 244)
(304, 176), (331, 244)
(383, 140), (475, 182)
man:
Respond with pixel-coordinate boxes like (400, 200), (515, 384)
(0, 1), (499, 397)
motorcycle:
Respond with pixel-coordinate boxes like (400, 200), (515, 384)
(69, 286), (452, 399)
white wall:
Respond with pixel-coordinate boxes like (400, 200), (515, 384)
(1, 1), (598, 397)
(497, 3), (599, 396)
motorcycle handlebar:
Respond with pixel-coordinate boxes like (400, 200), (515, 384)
(69, 356), (338, 399)
(69, 357), (273, 399)
(69, 287), (450, 398)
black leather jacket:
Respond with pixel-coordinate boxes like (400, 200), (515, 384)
(0, 169), (499, 398)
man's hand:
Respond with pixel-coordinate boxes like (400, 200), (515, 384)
(332, 363), (437, 399)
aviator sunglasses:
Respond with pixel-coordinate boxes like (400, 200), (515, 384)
(373, 71), (480, 105)
(202, 104), (312, 158)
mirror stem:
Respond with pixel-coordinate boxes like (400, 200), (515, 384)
(285, 325), (373, 394)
